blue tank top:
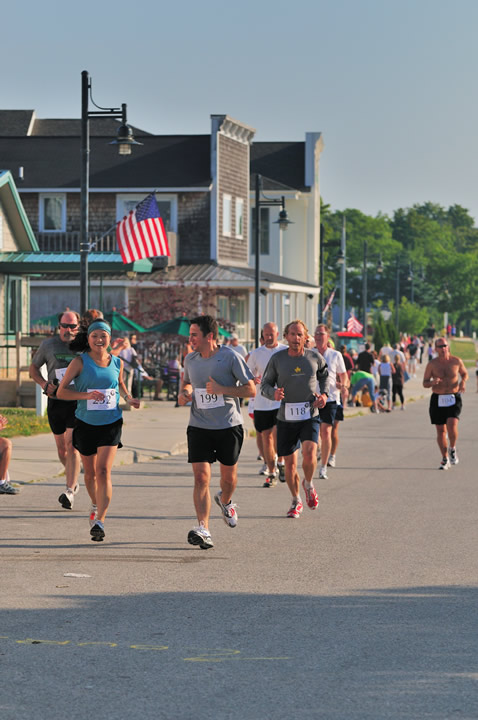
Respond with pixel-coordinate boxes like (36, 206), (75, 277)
(74, 352), (122, 426)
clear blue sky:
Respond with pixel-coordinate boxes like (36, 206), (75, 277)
(3, 0), (478, 223)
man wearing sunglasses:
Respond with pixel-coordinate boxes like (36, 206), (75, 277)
(30, 310), (81, 507)
(423, 338), (468, 470)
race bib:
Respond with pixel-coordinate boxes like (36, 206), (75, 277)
(194, 388), (225, 410)
(87, 388), (117, 411)
(285, 401), (311, 421)
(55, 367), (74, 386)
(438, 394), (456, 407)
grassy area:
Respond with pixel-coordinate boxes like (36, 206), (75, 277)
(449, 339), (477, 367)
(0, 408), (50, 438)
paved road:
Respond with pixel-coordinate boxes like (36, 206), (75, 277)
(2, 390), (478, 719)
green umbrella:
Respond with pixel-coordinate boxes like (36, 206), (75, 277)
(147, 316), (232, 338)
(104, 311), (146, 333)
(30, 312), (62, 329)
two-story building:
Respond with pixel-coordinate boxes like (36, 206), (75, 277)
(0, 110), (323, 344)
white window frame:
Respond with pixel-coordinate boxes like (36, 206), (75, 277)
(116, 193), (177, 233)
(235, 198), (244, 239)
(39, 193), (66, 232)
(223, 193), (232, 237)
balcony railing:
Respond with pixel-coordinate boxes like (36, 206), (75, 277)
(37, 232), (118, 253)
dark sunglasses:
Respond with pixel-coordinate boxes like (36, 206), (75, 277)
(436, 344), (448, 348)
(59, 323), (78, 329)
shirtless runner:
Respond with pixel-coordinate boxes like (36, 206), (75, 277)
(422, 338), (468, 469)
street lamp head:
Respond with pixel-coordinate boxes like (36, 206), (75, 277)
(274, 208), (293, 231)
(110, 122), (143, 155)
(376, 256), (384, 273)
(336, 248), (345, 265)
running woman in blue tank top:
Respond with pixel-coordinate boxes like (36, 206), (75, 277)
(57, 320), (140, 541)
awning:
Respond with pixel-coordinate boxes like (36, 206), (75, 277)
(0, 251), (153, 275)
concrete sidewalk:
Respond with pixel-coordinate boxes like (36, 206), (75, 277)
(8, 368), (427, 487)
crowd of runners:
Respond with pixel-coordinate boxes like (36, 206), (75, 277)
(0, 310), (470, 550)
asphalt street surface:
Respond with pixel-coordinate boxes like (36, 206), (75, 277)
(2, 392), (478, 719)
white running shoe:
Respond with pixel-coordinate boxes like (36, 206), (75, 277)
(449, 448), (459, 465)
(188, 523), (213, 549)
(58, 488), (75, 509)
(439, 456), (451, 470)
(327, 455), (336, 468)
(319, 465), (328, 480)
(214, 490), (238, 527)
(259, 462), (268, 475)
(88, 504), (98, 529)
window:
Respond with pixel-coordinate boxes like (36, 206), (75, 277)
(116, 194), (176, 233)
(217, 294), (247, 339)
(6, 277), (22, 334)
(250, 207), (270, 255)
(222, 194), (232, 236)
(39, 193), (66, 231)
(235, 198), (244, 239)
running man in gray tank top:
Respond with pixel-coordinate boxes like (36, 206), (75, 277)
(261, 320), (329, 518)
(178, 315), (255, 550)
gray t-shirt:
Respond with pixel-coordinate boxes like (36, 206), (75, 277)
(260, 348), (329, 422)
(183, 345), (254, 429)
(31, 336), (78, 385)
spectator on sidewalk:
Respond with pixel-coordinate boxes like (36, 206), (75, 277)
(357, 343), (375, 374)
(0, 415), (19, 495)
(378, 354), (395, 412)
(392, 354), (406, 410)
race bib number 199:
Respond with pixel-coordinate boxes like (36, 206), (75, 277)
(87, 388), (117, 411)
(194, 388), (225, 410)
(285, 401), (311, 421)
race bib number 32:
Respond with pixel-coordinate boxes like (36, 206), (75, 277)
(87, 388), (117, 411)
(194, 388), (225, 410)
(285, 401), (311, 421)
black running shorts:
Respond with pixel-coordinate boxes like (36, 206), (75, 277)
(187, 425), (244, 465)
(47, 398), (77, 435)
(335, 404), (344, 422)
(253, 408), (278, 433)
(276, 417), (320, 458)
(73, 418), (123, 456)
(318, 401), (338, 425)
(429, 393), (462, 425)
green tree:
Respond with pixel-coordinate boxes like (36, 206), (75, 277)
(397, 298), (430, 335)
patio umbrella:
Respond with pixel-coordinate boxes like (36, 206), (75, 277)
(147, 316), (232, 338)
(104, 311), (146, 333)
(30, 312), (61, 330)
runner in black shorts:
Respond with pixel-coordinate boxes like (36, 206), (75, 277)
(30, 310), (81, 509)
(261, 320), (329, 519)
(423, 338), (468, 469)
(178, 315), (255, 550)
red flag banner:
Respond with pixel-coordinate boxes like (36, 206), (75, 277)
(347, 313), (363, 334)
(116, 193), (170, 264)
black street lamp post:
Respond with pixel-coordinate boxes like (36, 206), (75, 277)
(319, 224), (345, 323)
(253, 174), (292, 346)
(362, 240), (383, 335)
(80, 70), (142, 315)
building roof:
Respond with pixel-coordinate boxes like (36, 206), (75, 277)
(147, 263), (319, 292)
(0, 110), (151, 137)
(251, 142), (307, 191)
(0, 135), (212, 190)
(0, 171), (38, 251)
(0, 251), (152, 274)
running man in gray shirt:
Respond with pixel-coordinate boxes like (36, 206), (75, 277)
(261, 320), (329, 518)
(178, 315), (255, 549)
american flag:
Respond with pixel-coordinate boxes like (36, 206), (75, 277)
(347, 313), (363, 334)
(116, 193), (170, 264)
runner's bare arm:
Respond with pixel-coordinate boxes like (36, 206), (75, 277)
(178, 381), (193, 406)
(206, 377), (256, 398)
(118, 358), (140, 408)
(458, 359), (468, 392)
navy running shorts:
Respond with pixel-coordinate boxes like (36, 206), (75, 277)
(276, 416), (320, 458)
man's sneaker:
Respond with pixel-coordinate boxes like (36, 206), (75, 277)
(0, 481), (20, 495)
(90, 521), (105, 542)
(286, 500), (303, 519)
(263, 471), (278, 488)
(302, 480), (319, 509)
(214, 491), (238, 527)
(278, 463), (286, 483)
(439, 456), (451, 470)
(449, 448), (459, 465)
(73, 481), (80, 495)
(187, 523), (213, 550)
(88, 504), (98, 529)
(327, 455), (336, 468)
(58, 487), (76, 509)
(319, 466), (328, 480)
(259, 462), (268, 475)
